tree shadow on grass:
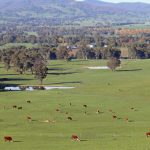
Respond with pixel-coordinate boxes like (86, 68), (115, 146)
(48, 68), (68, 71)
(31, 119), (38, 122)
(116, 69), (142, 72)
(0, 74), (19, 76)
(0, 83), (20, 87)
(80, 139), (88, 142)
(0, 78), (32, 82)
(13, 140), (23, 143)
(47, 72), (79, 75)
(0, 83), (20, 91)
(128, 120), (134, 122)
(50, 81), (82, 85)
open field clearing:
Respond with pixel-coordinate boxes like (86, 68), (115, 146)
(0, 59), (150, 150)
(0, 43), (38, 49)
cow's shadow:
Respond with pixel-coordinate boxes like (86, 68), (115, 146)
(13, 140), (23, 143)
(80, 139), (88, 142)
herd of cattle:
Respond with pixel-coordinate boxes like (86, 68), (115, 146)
(2, 100), (150, 142)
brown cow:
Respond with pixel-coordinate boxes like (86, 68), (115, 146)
(56, 108), (60, 112)
(27, 116), (32, 121)
(70, 102), (72, 106)
(27, 100), (31, 103)
(18, 107), (22, 110)
(4, 136), (13, 142)
(146, 132), (150, 137)
(71, 135), (80, 141)
(96, 110), (100, 114)
(125, 117), (129, 122)
(67, 117), (72, 120)
(83, 105), (87, 108)
(112, 115), (117, 119)
(12, 105), (17, 109)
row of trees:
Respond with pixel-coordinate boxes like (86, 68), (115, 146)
(1, 26), (150, 59)
(0, 45), (122, 84)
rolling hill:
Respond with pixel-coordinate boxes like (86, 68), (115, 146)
(0, 0), (150, 26)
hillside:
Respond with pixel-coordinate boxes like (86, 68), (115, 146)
(0, 0), (150, 26)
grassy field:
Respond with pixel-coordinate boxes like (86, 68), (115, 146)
(0, 43), (38, 49)
(0, 59), (150, 150)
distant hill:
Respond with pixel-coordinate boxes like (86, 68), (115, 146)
(0, 0), (150, 25)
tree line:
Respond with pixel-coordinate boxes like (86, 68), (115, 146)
(0, 47), (48, 84)
(1, 26), (150, 59)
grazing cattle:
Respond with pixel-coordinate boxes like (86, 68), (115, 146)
(27, 100), (31, 103)
(83, 105), (87, 108)
(56, 108), (60, 112)
(18, 107), (22, 110)
(67, 117), (72, 120)
(146, 132), (150, 137)
(27, 116), (32, 121)
(71, 135), (80, 141)
(4, 136), (13, 142)
(70, 102), (72, 106)
(12, 105), (17, 109)
(43, 120), (50, 123)
(125, 117), (129, 122)
(42, 120), (55, 123)
(131, 107), (134, 110)
(96, 110), (100, 114)
(112, 115), (117, 119)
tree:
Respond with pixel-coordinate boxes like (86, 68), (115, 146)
(3, 55), (11, 71)
(107, 57), (121, 71)
(78, 35), (89, 60)
(2, 50), (14, 71)
(33, 58), (48, 84)
(11, 50), (25, 74)
(56, 45), (69, 60)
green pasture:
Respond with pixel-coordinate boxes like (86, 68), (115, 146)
(0, 43), (38, 49)
(26, 32), (38, 36)
(0, 59), (150, 150)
